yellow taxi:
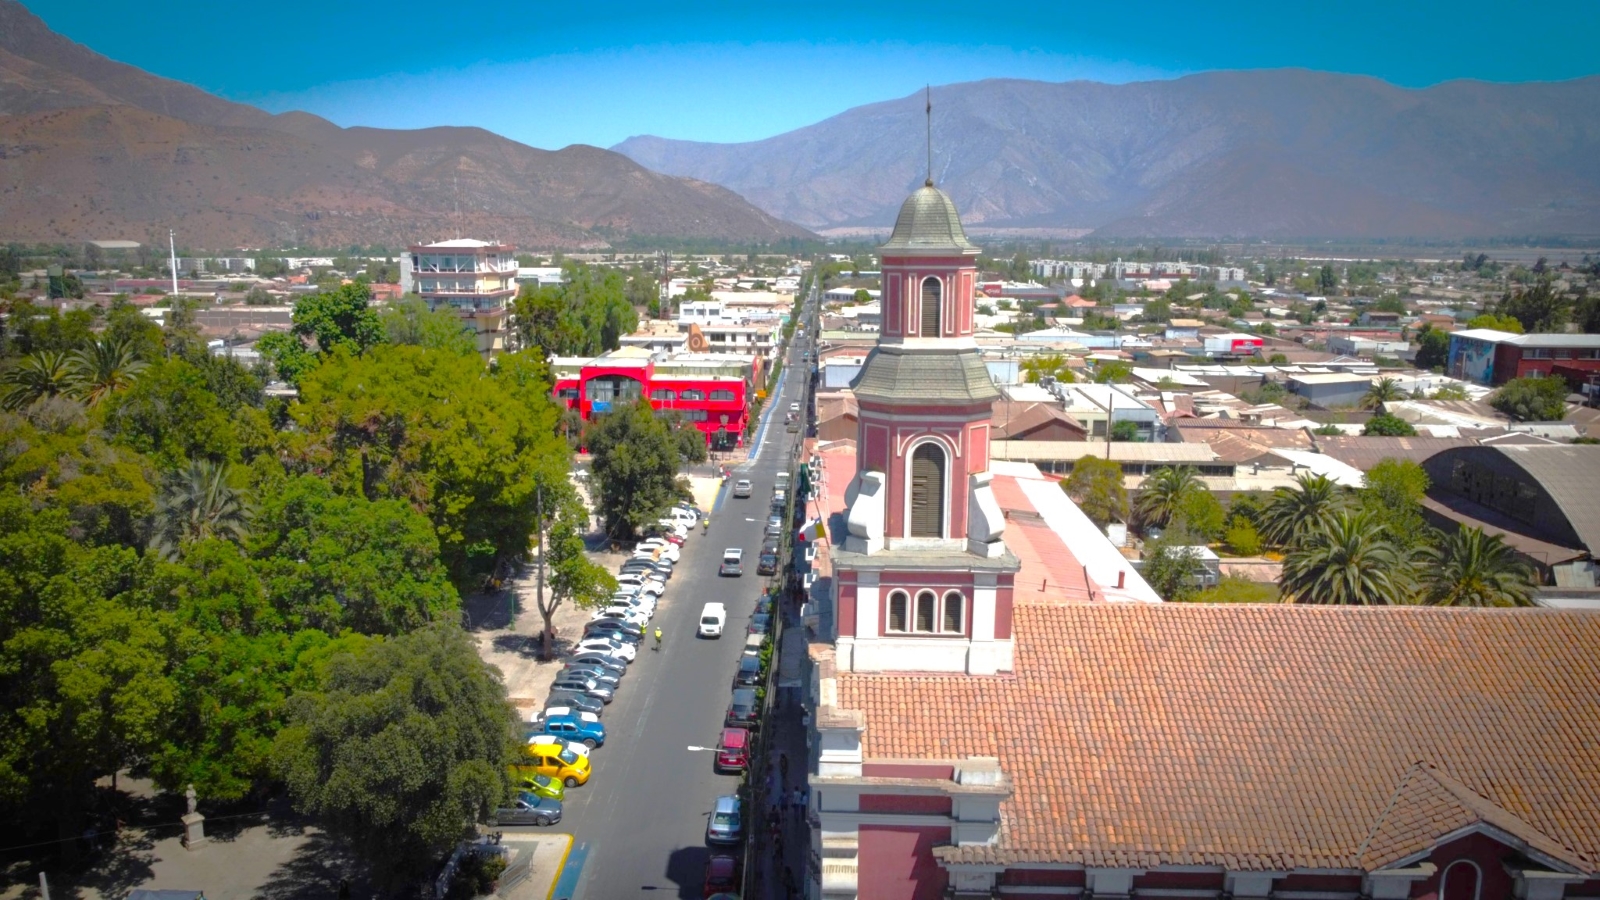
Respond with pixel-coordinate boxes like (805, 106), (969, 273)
(511, 743), (591, 787)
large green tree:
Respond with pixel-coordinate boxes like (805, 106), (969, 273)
(1421, 526), (1536, 607)
(271, 624), (516, 880)
(101, 358), (242, 467)
(1258, 473), (1347, 550)
(1490, 376), (1568, 421)
(1135, 466), (1204, 530)
(1358, 458), (1433, 552)
(585, 398), (686, 539)
(512, 263), (638, 356)
(381, 296), (477, 355)
(540, 514), (615, 658)
(1282, 511), (1414, 605)
(1062, 455), (1128, 527)
(292, 282), (386, 355)
(150, 459), (252, 561)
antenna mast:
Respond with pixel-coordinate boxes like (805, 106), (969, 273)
(925, 85), (933, 187)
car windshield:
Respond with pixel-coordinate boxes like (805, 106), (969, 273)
(532, 775), (554, 787)
(713, 812), (735, 827)
(558, 749), (579, 765)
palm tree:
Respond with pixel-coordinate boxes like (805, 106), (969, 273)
(67, 337), (147, 406)
(1258, 473), (1347, 549)
(150, 460), (252, 560)
(1135, 466), (1203, 530)
(1361, 376), (1406, 410)
(1422, 526), (1536, 607)
(0, 350), (74, 410)
(1282, 510), (1415, 605)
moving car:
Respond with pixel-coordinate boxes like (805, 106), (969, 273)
(790, 402), (800, 412)
(704, 855), (741, 896)
(513, 745), (590, 788)
(705, 794), (743, 844)
(514, 773), (566, 801)
(726, 687), (758, 727)
(487, 792), (563, 827)
(531, 713), (606, 748)
(700, 602), (727, 638)
(732, 479), (753, 498)
(715, 727), (750, 773)
(719, 548), (743, 577)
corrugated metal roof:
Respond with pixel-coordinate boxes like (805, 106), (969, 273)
(1492, 445), (1600, 554)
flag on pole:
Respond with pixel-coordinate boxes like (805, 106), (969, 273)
(796, 518), (825, 543)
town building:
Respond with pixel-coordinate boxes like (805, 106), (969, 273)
(401, 239), (517, 358)
(1447, 329), (1600, 386)
(550, 348), (760, 450)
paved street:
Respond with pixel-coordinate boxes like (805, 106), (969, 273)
(558, 318), (811, 899)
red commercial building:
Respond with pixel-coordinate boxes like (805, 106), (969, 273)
(551, 350), (762, 450)
(1447, 329), (1600, 386)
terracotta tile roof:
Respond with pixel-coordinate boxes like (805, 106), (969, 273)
(836, 604), (1600, 871)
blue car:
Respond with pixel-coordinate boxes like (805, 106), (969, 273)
(534, 714), (606, 748)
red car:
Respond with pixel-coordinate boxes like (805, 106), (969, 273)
(715, 727), (750, 773)
(704, 854), (740, 896)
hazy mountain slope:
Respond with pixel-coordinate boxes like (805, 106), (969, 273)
(0, 0), (812, 248)
(614, 72), (1600, 238)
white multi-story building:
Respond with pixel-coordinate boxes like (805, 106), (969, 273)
(402, 239), (517, 358)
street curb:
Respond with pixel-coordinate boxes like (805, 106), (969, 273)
(546, 834), (575, 900)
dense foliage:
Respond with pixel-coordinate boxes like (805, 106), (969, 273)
(512, 263), (640, 356)
(1490, 375), (1568, 421)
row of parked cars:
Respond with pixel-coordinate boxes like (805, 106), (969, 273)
(487, 501), (707, 829)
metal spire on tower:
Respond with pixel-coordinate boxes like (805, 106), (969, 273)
(925, 85), (933, 187)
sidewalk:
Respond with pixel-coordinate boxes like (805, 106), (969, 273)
(749, 592), (813, 899)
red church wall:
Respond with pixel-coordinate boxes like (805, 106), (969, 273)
(858, 825), (951, 900)
(995, 581), (1015, 639)
(862, 763), (955, 780)
(1410, 831), (1519, 899)
(837, 580), (857, 638)
(1275, 872), (1362, 892)
(859, 793), (954, 815)
(999, 869), (1086, 887)
(1132, 870), (1225, 891)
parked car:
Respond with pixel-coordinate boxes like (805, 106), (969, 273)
(619, 560), (673, 581)
(549, 674), (614, 703)
(513, 744), (590, 788)
(733, 654), (762, 687)
(590, 606), (650, 627)
(757, 551), (778, 575)
(576, 637), (635, 661)
(704, 855), (741, 896)
(719, 548), (743, 577)
(567, 651), (628, 675)
(487, 792), (563, 827)
(790, 402), (800, 413)
(753, 593), (774, 615)
(533, 706), (600, 725)
(561, 663), (622, 690)
(771, 489), (787, 507)
(586, 618), (645, 639)
(748, 612), (772, 636)
(532, 713), (606, 748)
(545, 690), (604, 716)
(764, 516), (783, 538)
(514, 773), (566, 801)
(732, 479), (753, 498)
(726, 687), (759, 727)
(705, 794), (743, 844)
(527, 736), (590, 759)
(614, 573), (666, 595)
(715, 727), (750, 773)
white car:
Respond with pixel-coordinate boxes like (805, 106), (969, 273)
(612, 594), (657, 614)
(655, 519), (690, 536)
(591, 606), (650, 626)
(576, 637), (636, 661)
(635, 541), (681, 562)
(534, 707), (601, 725)
(528, 736), (590, 759)
(790, 402), (800, 412)
(614, 577), (665, 597)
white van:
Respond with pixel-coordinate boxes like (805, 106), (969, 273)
(774, 472), (790, 492)
(699, 602), (727, 638)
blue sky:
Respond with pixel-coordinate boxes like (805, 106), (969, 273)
(26, 0), (1600, 150)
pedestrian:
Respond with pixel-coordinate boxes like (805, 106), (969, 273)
(779, 752), (790, 786)
(792, 787), (805, 817)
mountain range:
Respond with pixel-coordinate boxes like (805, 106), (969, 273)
(614, 73), (1600, 239)
(0, 0), (811, 250)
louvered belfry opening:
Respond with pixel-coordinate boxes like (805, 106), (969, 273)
(920, 276), (942, 337)
(910, 442), (946, 537)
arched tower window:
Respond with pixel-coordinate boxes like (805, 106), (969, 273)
(909, 442), (946, 538)
(1440, 861), (1482, 900)
(886, 591), (909, 633)
(915, 591), (937, 632)
(942, 591), (965, 633)
(920, 276), (942, 337)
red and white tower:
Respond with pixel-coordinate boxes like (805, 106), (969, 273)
(833, 181), (1020, 675)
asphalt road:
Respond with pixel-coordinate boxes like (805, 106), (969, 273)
(556, 305), (813, 899)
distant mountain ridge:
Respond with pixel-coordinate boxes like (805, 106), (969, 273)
(0, 0), (812, 249)
(613, 72), (1600, 239)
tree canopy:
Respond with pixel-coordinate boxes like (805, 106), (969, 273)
(585, 399), (689, 539)
(512, 263), (639, 356)
(1062, 455), (1128, 528)
(1490, 376), (1568, 421)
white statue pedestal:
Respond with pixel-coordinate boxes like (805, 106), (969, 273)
(181, 812), (207, 850)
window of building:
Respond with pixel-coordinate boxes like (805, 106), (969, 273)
(650, 388), (676, 401)
(710, 389), (736, 401)
(557, 388), (579, 400)
(915, 591), (936, 632)
(1440, 861), (1481, 900)
(681, 389), (705, 401)
(909, 443), (947, 538)
(942, 591), (965, 634)
(920, 277), (943, 337)
(684, 409), (708, 422)
(887, 591), (908, 632)
(1525, 348), (1552, 359)
(585, 375), (643, 404)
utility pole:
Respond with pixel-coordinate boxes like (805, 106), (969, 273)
(168, 229), (179, 296)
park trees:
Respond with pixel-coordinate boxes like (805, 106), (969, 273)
(1491, 375), (1568, 421)
(150, 459), (252, 561)
(540, 513), (616, 658)
(1421, 526), (1535, 607)
(585, 399), (688, 539)
(1357, 458), (1432, 552)
(1062, 455), (1128, 527)
(1258, 473), (1347, 549)
(1282, 511), (1414, 605)
(271, 624), (516, 879)
(381, 296), (477, 355)
(1135, 466), (1204, 530)
(512, 263), (638, 356)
